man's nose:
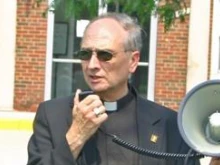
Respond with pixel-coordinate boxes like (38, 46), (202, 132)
(87, 53), (101, 69)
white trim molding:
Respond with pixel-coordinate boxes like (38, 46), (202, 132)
(44, 0), (55, 101)
(147, 14), (158, 101)
(210, 0), (220, 79)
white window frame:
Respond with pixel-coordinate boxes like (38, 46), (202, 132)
(44, 1), (157, 101)
(44, 0), (55, 101)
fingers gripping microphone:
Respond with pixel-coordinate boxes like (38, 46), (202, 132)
(178, 79), (220, 157)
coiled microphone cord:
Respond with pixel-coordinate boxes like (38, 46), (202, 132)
(98, 128), (204, 164)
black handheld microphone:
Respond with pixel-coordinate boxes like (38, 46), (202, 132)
(79, 90), (117, 111)
(79, 91), (94, 101)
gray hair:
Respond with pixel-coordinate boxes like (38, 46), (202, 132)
(83, 12), (143, 52)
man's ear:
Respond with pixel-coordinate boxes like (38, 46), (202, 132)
(129, 51), (140, 73)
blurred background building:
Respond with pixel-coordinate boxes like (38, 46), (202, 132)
(0, 0), (219, 164)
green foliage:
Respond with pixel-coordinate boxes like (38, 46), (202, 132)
(157, 0), (187, 31)
(35, 0), (187, 31)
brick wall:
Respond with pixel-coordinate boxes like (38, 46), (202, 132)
(155, 16), (190, 111)
(14, 0), (48, 111)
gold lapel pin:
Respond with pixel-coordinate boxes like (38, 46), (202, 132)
(150, 134), (158, 143)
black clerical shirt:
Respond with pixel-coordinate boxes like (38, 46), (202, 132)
(96, 90), (139, 165)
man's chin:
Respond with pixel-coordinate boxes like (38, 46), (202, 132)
(91, 88), (107, 93)
(89, 85), (108, 93)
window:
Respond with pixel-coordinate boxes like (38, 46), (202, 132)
(51, 1), (92, 98)
(107, 3), (150, 97)
(48, 1), (154, 99)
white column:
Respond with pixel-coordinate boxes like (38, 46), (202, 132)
(186, 2), (212, 164)
(0, 1), (17, 110)
(210, 0), (220, 79)
(186, 0), (211, 91)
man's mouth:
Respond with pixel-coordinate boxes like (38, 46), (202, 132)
(89, 75), (102, 82)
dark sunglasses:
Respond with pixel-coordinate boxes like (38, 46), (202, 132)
(75, 49), (114, 61)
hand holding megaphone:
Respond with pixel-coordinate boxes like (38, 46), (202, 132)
(210, 157), (220, 165)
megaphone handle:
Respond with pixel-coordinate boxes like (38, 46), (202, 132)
(184, 148), (197, 165)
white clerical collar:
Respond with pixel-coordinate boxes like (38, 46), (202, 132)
(104, 101), (117, 112)
(102, 88), (133, 112)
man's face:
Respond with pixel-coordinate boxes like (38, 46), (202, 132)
(80, 18), (139, 100)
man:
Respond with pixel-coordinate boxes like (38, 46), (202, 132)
(27, 12), (201, 165)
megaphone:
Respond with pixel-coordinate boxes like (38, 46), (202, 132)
(178, 79), (220, 157)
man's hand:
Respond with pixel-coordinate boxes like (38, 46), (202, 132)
(210, 157), (220, 165)
(66, 89), (108, 159)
